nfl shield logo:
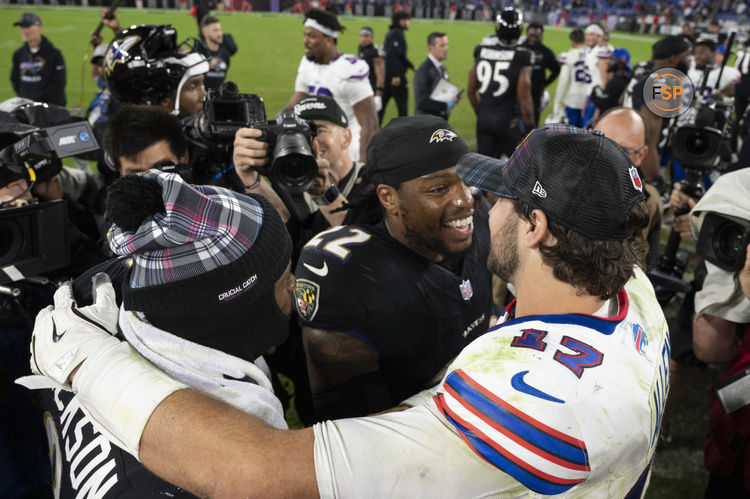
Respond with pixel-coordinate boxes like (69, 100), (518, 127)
(459, 279), (473, 301)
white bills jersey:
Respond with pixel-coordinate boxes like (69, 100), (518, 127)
(688, 64), (741, 94)
(295, 54), (374, 162)
(556, 47), (592, 110)
(313, 267), (670, 498)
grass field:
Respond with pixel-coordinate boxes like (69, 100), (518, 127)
(0, 6), (713, 497)
(0, 5), (661, 149)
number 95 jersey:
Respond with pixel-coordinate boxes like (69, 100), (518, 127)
(294, 217), (493, 406)
(473, 35), (533, 113)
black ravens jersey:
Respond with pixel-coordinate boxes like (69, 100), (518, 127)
(294, 208), (493, 413)
(35, 389), (195, 498)
(472, 35), (533, 115)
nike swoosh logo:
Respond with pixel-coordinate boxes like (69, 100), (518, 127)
(222, 373), (258, 384)
(303, 261), (328, 277)
(51, 319), (64, 343)
(511, 370), (565, 404)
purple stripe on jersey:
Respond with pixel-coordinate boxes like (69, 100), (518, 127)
(348, 73), (369, 80)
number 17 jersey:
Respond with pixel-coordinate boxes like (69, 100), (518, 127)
(473, 35), (533, 114)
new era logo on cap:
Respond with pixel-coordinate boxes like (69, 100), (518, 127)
(532, 181), (547, 198)
(430, 129), (458, 143)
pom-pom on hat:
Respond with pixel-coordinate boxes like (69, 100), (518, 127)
(106, 170), (292, 318)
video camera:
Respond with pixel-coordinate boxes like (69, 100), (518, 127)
(669, 93), (733, 172)
(0, 121), (99, 184)
(187, 81), (318, 194)
(0, 113), (99, 285)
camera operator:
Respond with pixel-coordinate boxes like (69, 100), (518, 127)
(103, 24), (208, 120)
(232, 95), (366, 423)
(688, 169), (750, 498)
(623, 35), (692, 181)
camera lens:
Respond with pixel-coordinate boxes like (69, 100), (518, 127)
(272, 132), (317, 194)
(685, 131), (710, 156)
(0, 219), (22, 266)
(713, 222), (747, 264)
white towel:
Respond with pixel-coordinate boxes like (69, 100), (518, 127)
(119, 305), (287, 429)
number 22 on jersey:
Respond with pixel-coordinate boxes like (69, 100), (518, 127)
(304, 226), (372, 261)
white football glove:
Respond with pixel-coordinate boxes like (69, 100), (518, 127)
(18, 272), (188, 459)
(374, 95), (383, 113)
(22, 273), (120, 389)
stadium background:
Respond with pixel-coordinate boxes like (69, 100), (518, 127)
(0, 5), (727, 497)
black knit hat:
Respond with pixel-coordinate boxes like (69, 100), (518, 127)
(366, 115), (469, 185)
(457, 124), (646, 241)
(106, 170), (292, 317)
(652, 35), (691, 60)
(294, 95), (348, 128)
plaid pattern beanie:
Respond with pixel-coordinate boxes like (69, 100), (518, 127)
(107, 170), (292, 317)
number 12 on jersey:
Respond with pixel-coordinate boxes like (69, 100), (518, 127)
(476, 60), (510, 97)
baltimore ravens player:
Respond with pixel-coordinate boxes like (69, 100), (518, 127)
(294, 115), (493, 420)
(468, 7), (535, 158)
(26, 125), (669, 498)
(284, 9), (379, 162)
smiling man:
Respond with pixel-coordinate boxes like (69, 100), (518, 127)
(284, 8), (378, 162)
(294, 115), (493, 421)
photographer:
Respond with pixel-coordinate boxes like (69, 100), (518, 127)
(103, 106), (190, 177)
(624, 35), (692, 181)
(233, 96), (366, 423)
(103, 24), (208, 119)
(688, 169), (750, 498)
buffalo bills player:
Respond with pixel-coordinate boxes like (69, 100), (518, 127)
(284, 9), (378, 162)
(25, 125), (668, 498)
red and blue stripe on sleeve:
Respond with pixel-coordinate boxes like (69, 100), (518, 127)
(433, 369), (590, 495)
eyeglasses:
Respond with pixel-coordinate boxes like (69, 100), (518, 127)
(622, 145), (646, 156)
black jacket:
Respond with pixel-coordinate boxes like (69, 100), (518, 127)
(414, 57), (449, 119)
(383, 24), (413, 79)
(521, 40), (560, 102)
(10, 36), (66, 106)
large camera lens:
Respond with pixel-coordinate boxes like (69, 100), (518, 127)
(685, 131), (711, 157)
(713, 221), (747, 267)
(272, 132), (317, 194)
(0, 220), (22, 266)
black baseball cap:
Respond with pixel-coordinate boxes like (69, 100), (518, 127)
(457, 124), (646, 241)
(367, 115), (468, 185)
(293, 95), (348, 129)
(14, 13), (41, 27)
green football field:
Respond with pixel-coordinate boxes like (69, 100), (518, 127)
(0, 5), (661, 149)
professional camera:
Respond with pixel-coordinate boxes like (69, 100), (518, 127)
(187, 81), (318, 194)
(0, 201), (69, 285)
(696, 213), (750, 272)
(0, 118), (99, 284)
(0, 121), (99, 183)
(669, 93), (734, 171)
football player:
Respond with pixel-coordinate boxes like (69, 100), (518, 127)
(552, 28), (591, 127)
(294, 115), (493, 420)
(467, 7), (535, 159)
(284, 9), (379, 162)
(26, 125), (668, 498)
